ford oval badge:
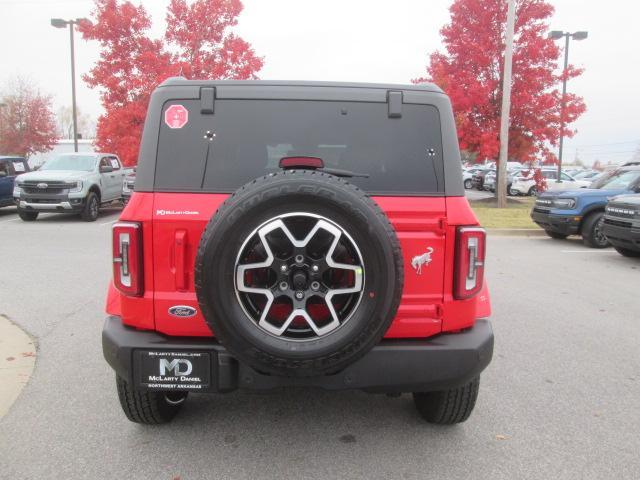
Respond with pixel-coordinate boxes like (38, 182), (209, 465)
(168, 305), (197, 318)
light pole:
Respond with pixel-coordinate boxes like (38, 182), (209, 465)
(496, 0), (516, 208)
(51, 18), (87, 152)
(549, 30), (588, 182)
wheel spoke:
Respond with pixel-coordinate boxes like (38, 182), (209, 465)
(278, 218), (337, 248)
(258, 308), (299, 336)
(236, 221), (277, 291)
(236, 220), (282, 325)
(325, 232), (364, 280)
(305, 308), (340, 336)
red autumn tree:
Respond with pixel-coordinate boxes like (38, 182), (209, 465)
(79, 0), (263, 165)
(0, 77), (58, 158)
(415, 0), (586, 164)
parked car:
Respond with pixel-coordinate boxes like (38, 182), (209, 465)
(121, 169), (136, 205)
(602, 194), (640, 257)
(530, 165), (640, 247)
(483, 167), (525, 194)
(0, 156), (29, 209)
(573, 170), (600, 181)
(472, 168), (494, 190)
(462, 166), (484, 189)
(564, 168), (587, 177)
(511, 168), (591, 196)
(12, 152), (126, 222)
(103, 79), (493, 425)
(484, 161), (523, 170)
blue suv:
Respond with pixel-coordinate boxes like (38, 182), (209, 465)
(0, 156), (29, 209)
(530, 166), (640, 248)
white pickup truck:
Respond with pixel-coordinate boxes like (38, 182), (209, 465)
(13, 152), (127, 222)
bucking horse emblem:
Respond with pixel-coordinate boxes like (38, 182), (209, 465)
(411, 247), (434, 274)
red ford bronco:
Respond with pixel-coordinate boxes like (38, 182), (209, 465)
(103, 79), (493, 425)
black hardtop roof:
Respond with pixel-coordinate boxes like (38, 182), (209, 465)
(158, 77), (444, 94)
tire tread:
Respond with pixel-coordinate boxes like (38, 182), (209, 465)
(413, 377), (480, 424)
(116, 375), (184, 424)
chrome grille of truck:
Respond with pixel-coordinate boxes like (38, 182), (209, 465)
(20, 180), (76, 194)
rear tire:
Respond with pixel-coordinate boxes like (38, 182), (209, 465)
(413, 376), (480, 425)
(614, 246), (640, 258)
(81, 192), (99, 222)
(581, 212), (609, 248)
(116, 375), (187, 424)
(528, 186), (537, 196)
(464, 179), (472, 189)
(545, 230), (568, 240)
(18, 209), (38, 221)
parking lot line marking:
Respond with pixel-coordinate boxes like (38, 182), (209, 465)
(99, 219), (118, 226)
(561, 250), (617, 253)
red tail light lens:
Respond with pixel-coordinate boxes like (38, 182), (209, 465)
(112, 222), (143, 296)
(454, 227), (486, 300)
(279, 156), (324, 169)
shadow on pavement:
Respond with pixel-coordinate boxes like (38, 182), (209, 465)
(29, 206), (123, 223)
(0, 206), (18, 218)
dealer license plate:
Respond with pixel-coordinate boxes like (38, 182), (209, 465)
(137, 351), (211, 391)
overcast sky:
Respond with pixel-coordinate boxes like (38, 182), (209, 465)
(1, 0), (638, 165)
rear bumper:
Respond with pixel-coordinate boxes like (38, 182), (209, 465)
(102, 315), (494, 393)
(530, 210), (581, 235)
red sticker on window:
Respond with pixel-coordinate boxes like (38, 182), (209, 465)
(164, 104), (189, 129)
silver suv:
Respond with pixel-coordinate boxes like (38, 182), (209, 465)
(13, 153), (126, 221)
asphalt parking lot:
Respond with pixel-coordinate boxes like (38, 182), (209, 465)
(0, 205), (639, 480)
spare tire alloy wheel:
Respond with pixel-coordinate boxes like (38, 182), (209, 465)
(235, 212), (364, 339)
(195, 171), (404, 377)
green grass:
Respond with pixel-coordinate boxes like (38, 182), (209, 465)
(469, 197), (538, 229)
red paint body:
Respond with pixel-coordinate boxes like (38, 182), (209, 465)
(107, 192), (491, 338)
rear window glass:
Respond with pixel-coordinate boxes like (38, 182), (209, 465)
(154, 99), (444, 195)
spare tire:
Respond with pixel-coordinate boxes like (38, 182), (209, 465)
(195, 170), (403, 377)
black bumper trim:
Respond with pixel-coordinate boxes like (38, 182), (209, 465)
(530, 210), (581, 235)
(602, 221), (640, 250)
(102, 316), (494, 393)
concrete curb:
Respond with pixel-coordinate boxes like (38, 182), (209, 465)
(0, 314), (36, 418)
(487, 228), (546, 237)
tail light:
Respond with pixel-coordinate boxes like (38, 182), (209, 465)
(112, 222), (143, 296)
(454, 227), (486, 300)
